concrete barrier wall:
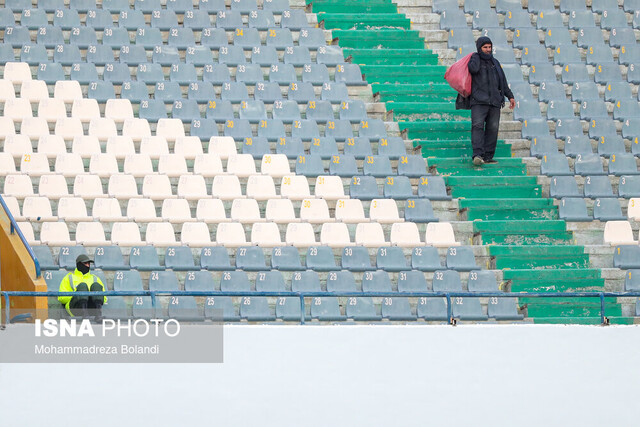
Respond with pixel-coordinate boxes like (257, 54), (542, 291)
(1, 324), (639, 426)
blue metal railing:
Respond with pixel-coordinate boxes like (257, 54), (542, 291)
(0, 195), (41, 278)
(3, 290), (639, 325)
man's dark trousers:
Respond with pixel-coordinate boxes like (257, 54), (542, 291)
(471, 104), (501, 161)
(69, 282), (103, 317)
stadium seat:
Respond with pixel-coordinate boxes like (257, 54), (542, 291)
(558, 197), (592, 221)
(604, 221), (637, 245)
(614, 246), (640, 269)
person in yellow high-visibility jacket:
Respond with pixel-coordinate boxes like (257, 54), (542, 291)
(58, 254), (106, 320)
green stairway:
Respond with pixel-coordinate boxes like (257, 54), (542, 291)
(308, 0), (631, 324)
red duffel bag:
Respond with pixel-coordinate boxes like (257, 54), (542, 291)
(444, 53), (473, 98)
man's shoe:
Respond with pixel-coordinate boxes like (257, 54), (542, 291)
(472, 156), (484, 166)
(484, 159), (498, 164)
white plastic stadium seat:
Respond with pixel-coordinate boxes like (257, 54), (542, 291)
(37, 135), (67, 158)
(126, 198), (159, 222)
(106, 136), (136, 159)
(215, 222), (247, 247)
(16, 222), (38, 245)
(208, 136), (237, 159)
(320, 222), (351, 247)
(231, 198), (264, 223)
(111, 222), (143, 246)
(261, 154), (290, 177)
(0, 80), (16, 101)
(265, 199), (298, 223)
(177, 174), (209, 200)
(280, 175), (310, 200)
(211, 175), (243, 200)
(3, 98), (33, 121)
(425, 222), (460, 247)
(196, 199), (229, 223)
(251, 222), (284, 247)
(105, 99), (134, 122)
(20, 80), (49, 102)
(334, 199), (366, 223)
(369, 198), (402, 224)
(108, 174), (140, 199)
(194, 154), (224, 177)
(75, 222), (109, 246)
(20, 153), (50, 176)
(158, 154), (188, 177)
(145, 222), (177, 247)
(54, 118), (84, 140)
(3, 135), (32, 157)
(22, 196), (57, 221)
(300, 198), (332, 223)
(603, 220), (637, 246)
(2, 196), (22, 220)
(314, 175), (346, 200)
(72, 99), (101, 122)
(20, 117), (50, 140)
(4, 63), (32, 84)
(285, 223), (317, 247)
(390, 222), (421, 247)
(4, 174), (34, 198)
(180, 222), (213, 247)
(246, 175), (278, 200)
(91, 198), (124, 222)
(57, 197), (91, 222)
(72, 136), (102, 158)
(156, 118), (185, 141)
(142, 174), (176, 200)
(88, 118), (118, 141)
(54, 81), (83, 103)
(38, 174), (69, 199)
(40, 221), (73, 246)
(140, 136), (170, 159)
(73, 174), (104, 198)
(226, 154), (257, 177)
(37, 98), (67, 122)
(122, 118), (152, 141)
(124, 154), (154, 178)
(355, 222), (389, 247)
(89, 153), (119, 178)
(161, 198), (194, 223)
(174, 136), (204, 160)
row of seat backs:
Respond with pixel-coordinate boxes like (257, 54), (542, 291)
(4, 8), (311, 30)
(5, 0), (295, 14)
(37, 245), (480, 273)
(97, 293), (522, 322)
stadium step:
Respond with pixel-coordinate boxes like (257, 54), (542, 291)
(400, 121), (471, 140)
(489, 245), (590, 269)
(345, 49), (439, 66)
(332, 30), (425, 49)
(460, 198), (558, 221)
(318, 13), (411, 30)
(360, 65), (447, 83)
(533, 317), (635, 325)
(309, 1), (398, 14)
(428, 157), (528, 176)
(525, 302), (621, 318)
(420, 145), (512, 159)
(387, 101), (471, 120)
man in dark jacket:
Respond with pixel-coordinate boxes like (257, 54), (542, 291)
(468, 36), (515, 166)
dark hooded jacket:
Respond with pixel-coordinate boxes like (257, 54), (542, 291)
(468, 36), (514, 107)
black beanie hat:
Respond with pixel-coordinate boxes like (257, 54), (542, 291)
(476, 36), (492, 52)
